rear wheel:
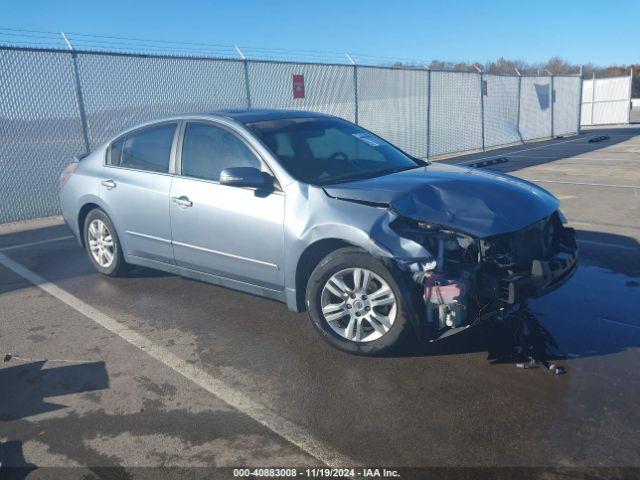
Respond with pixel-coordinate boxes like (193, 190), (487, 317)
(83, 209), (130, 276)
(305, 247), (414, 355)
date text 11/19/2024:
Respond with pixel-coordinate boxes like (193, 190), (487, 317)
(233, 467), (400, 477)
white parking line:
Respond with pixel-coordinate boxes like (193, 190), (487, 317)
(0, 235), (75, 252)
(528, 179), (640, 189)
(0, 251), (356, 468)
(580, 133), (640, 137)
(570, 219), (640, 232)
(599, 317), (640, 330)
(451, 136), (585, 166)
(508, 155), (640, 161)
(578, 239), (639, 252)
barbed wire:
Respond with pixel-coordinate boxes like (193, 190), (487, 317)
(0, 26), (629, 76)
(0, 27), (432, 67)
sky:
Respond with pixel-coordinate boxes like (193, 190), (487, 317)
(1, 0), (638, 66)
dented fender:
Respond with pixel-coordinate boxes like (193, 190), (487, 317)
(282, 182), (435, 311)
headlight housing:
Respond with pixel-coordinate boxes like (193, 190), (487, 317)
(389, 216), (479, 269)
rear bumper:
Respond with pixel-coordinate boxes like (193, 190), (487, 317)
(498, 227), (578, 304)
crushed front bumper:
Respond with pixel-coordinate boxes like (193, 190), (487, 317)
(405, 218), (579, 343)
(494, 227), (578, 304)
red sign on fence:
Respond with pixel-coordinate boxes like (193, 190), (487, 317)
(293, 74), (305, 99)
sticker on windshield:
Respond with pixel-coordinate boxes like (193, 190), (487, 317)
(352, 132), (382, 147)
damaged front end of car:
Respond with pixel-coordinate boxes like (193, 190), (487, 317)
(390, 211), (578, 343)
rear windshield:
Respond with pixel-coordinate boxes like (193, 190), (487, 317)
(244, 117), (420, 185)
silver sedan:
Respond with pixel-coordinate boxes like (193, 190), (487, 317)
(60, 109), (577, 355)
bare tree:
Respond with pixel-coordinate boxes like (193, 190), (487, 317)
(417, 57), (637, 97)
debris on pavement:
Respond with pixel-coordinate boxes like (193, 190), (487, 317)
(486, 304), (568, 375)
(468, 157), (509, 168)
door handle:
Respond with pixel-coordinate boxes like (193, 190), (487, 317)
(171, 195), (193, 208)
(101, 179), (116, 190)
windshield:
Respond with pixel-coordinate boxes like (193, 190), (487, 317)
(244, 117), (422, 185)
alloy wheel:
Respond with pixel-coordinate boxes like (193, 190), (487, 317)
(88, 219), (115, 268)
(320, 267), (397, 343)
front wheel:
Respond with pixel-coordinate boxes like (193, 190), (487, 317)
(83, 208), (130, 276)
(305, 247), (415, 355)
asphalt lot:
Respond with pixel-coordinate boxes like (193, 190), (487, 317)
(1, 127), (640, 478)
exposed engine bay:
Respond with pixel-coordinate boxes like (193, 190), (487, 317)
(390, 211), (578, 342)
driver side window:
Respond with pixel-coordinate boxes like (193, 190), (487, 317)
(181, 122), (262, 182)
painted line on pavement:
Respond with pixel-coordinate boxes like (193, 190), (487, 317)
(451, 136), (585, 166)
(569, 220), (640, 232)
(0, 235), (75, 252)
(577, 239), (639, 252)
(508, 155), (640, 161)
(599, 317), (640, 330)
(527, 179), (640, 189)
(0, 251), (356, 468)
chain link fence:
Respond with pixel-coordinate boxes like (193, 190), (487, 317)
(0, 46), (582, 223)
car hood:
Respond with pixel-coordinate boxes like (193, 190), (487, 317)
(322, 163), (559, 238)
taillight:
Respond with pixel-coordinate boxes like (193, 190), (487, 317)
(60, 161), (79, 188)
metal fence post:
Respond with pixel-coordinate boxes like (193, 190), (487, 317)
(628, 67), (634, 124)
(353, 65), (359, 125)
(591, 71), (596, 126)
(577, 67), (584, 133)
(479, 71), (485, 152)
(426, 68), (432, 158)
(550, 74), (554, 138)
(235, 46), (252, 108)
(346, 53), (358, 124)
(62, 32), (90, 153)
(516, 69), (523, 143)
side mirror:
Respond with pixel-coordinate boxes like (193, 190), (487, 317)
(219, 167), (274, 189)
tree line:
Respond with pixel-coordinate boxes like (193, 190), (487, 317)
(392, 57), (639, 98)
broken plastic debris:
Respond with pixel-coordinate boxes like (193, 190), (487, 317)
(468, 157), (509, 169)
(549, 364), (566, 375)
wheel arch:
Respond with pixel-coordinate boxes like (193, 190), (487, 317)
(77, 199), (120, 248)
(77, 202), (102, 247)
(293, 238), (366, 312)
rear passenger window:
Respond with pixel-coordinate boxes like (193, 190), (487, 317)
(181, 122), (261, 181)
(108, 137), (124, 166)
(116, 123), (177, 173)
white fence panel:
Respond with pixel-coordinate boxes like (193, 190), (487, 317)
(356, 67), (429, 158)
(247, 61), (356, 122)
(581, 76), (631, 125)
(519, 76), (552, 141)
(483, 74), (520, 148)
(76, 53), (248, 147)
(553, 76), (581, 135)
(429, 71), (482, 156)
(0, 49), (86, 223)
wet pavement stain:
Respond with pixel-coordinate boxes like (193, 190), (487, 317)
(25, 335), (46, 344)
(134, 376), (178, 398)
(1, 406), (308, 471)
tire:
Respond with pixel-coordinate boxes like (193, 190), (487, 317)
(305, 247), (415, 356)
(83, 208), (130, 276)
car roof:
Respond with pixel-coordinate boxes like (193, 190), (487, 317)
(104, 109), (336, 146)
(212, 108), (332, 123)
